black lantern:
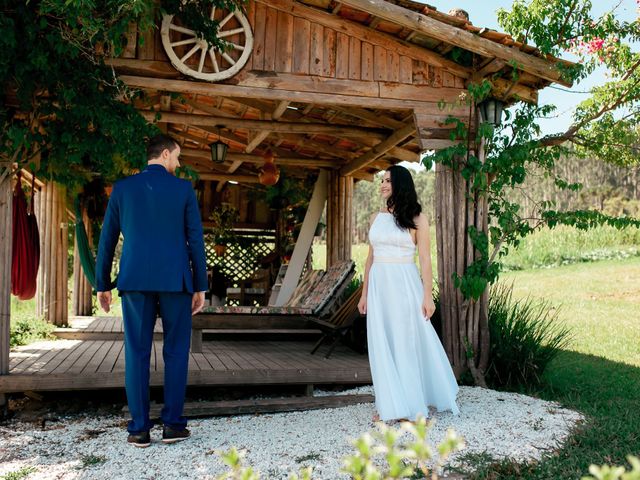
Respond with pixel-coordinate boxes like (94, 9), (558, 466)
(209, 127), (228, 163)
(209, 140), (228, 164)
(478, 98), (505, 126)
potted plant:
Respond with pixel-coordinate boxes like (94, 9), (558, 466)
(209, 204), (239, 256)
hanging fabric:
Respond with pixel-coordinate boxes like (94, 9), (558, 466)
(74, 197), (97, 289)
(11, 171), (40, 300)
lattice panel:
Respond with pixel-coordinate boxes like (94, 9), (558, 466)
(204, 232), (275, 285)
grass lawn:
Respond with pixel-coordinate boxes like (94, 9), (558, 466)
(465, 258), (640, 479)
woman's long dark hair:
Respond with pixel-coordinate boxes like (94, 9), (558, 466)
(386, 165), (422, 230)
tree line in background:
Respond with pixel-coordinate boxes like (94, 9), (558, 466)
(351, 148), (640, 246)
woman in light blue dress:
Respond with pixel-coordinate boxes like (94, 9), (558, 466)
(358, 165), (459, 422)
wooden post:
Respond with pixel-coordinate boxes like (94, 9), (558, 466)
(274, 170), (328, 305)
(0, 170), (12, 394)
(434, 153), (490, 385)
(36, 181), (68, 326)
(326, 171), (354, 267)
(72, 207), (93, 316)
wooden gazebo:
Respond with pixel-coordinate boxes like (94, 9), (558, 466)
(0, 0), (570, 408)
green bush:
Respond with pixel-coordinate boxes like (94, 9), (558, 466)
(582, 455), (640, 480)
(10, 317), (55, 347)
(486, 283), (572, 389)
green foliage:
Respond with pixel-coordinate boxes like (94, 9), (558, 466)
(486, 283), (571, 389)
(209, 204), (239, 244)
(582, 456), (640, 480)
(10, 317), (55, 347)
(215, 417), (464, 480)
(0, 467), (37, 480)
(501, 224), (640, 270)
(78, 454), (107, 469)
(1, 0), (239, 191)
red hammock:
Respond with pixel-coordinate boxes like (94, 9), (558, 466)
(12, 172), (40, 300)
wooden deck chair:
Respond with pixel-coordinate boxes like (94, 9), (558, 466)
(191, 260), (356, 353)
(308, 284), (363, 358)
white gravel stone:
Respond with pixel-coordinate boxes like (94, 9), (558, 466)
(0, 386), (583, 479)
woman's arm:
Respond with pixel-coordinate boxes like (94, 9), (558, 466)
(415, 213), (436, 318)
(358, 213), (377, 315)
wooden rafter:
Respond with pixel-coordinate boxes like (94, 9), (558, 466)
(340, 122), (416, 175)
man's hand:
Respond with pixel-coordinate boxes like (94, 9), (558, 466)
(97, 291), (112, 313)
(191, 291), (205, 315)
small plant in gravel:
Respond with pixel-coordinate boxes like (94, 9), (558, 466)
(78, 454), (107, 469)
(0, 466), (37, 480)
(216, 416), (464, 479)
(582, 455), (640, 480)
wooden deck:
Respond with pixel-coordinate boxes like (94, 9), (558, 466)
(1, 337), (371, 394)
(53, 316), (321, 340)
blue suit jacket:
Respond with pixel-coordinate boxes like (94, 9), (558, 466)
(96, 164), (208, 294)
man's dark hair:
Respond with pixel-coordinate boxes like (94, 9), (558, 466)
(147, 134), (179, 161)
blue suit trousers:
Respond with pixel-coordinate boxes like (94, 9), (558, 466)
(121, 291), (192, 434)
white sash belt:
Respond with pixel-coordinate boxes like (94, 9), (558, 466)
(373, 256), (414, 264)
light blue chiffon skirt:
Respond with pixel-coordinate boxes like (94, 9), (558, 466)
(367, 262), (460, 421)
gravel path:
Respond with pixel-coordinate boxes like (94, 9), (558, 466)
(0, 386), (583, 479)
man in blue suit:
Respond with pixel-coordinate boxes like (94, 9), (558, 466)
(96, 134), (208, 448)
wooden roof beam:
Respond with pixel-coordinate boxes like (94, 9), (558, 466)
(197, 173), (262, 183)
(140, 110), (388, 138)
(338, 0), (572, 87)
(122, 75), (465, 110)
(340, 122), (416, 175)
(181, 148), (341, 168)
(226, 99), (419, 161)
(245, 100), (290, 154)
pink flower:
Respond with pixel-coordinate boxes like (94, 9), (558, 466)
(586, 38), (605, 53)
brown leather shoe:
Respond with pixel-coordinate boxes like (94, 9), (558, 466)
(162, 426), (190, 444)
(127, 431), (151, 448)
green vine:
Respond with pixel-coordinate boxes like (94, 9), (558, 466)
(0, 0), (241, 194)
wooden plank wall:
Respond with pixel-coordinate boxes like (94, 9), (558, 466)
(123, 1), (466, 89)
(250, 4), (465, 88)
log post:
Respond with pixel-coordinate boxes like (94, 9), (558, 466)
(0, 170), (12, 393)
(417, 105), (490, 385)
(36, 181), (68, 326)
(72, 207), (93, 316)
(326, 171), (354, 266)
(434, 154), (490, 385)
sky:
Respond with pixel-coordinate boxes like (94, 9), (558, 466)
(425, 0), (638, 135)
(400, 0), (637, 171)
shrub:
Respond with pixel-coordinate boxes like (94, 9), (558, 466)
(582, 455), (640, 480)
(486, 283), (572, 389)
(10, 317), (55, 347)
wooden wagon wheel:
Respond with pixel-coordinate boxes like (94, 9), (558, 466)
(161, 6), (253, 81)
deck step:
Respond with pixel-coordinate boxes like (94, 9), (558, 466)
(124, 394), (375, 418)
(53, 328), (322, 340)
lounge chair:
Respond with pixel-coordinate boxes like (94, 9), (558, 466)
(191, 260), (356, 353)
(308, 284), (363, 359)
